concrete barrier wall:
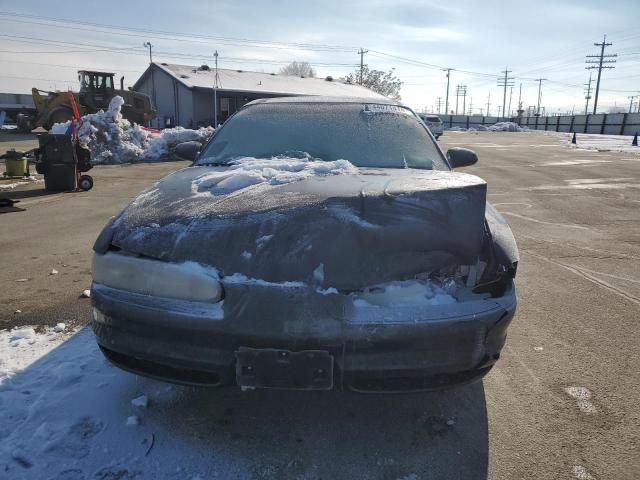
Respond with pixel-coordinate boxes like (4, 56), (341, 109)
(443, 112), (640, 135)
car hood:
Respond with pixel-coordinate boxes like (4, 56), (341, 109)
(96, 165), (490, 290)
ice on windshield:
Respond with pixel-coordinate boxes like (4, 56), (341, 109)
(197, 103), (446, 170)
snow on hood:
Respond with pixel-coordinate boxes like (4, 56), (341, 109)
(191, 156), (359, 195)
(50, 96), (214, 165)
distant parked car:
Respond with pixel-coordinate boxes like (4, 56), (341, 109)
(91, 97), (518, 393)
(420, 114), (444, 139)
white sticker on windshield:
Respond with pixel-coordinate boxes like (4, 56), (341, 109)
(362, 104), (411, 115)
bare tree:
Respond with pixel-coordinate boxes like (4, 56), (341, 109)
(279, 61), (316, 77)
(344, 66), (403, 101)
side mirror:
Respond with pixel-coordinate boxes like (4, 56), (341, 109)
(174, 141), (201, 162)
(447, 147), (478, 168)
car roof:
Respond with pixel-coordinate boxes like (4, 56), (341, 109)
(245, 96), (402, 107)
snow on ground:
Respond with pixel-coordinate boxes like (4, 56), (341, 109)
(191, 156), (358, 195)
(0, 326), (474, 479)
(486, 122), (528, 132)
(51, 96), (214, 165)
(0, 175), (43, 190)
(549, 132), (640, 154)
(446, 122), (528, 132)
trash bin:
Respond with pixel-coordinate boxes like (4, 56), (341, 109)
(5, 157), (27, 177)
(2, 149), (28, 177)
(36, 134), (77, 192)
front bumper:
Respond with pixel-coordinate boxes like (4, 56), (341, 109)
(91, 280), (516, 392)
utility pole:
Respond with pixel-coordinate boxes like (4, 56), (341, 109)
(486, 92), (491, 116)
(584, 72), (593, 115)
(517, 83), (524, 118)
(535, 78), (547, 116)
(358, 48), (369, 85)
(455, 85), (467, 115)
(213, 50), (220, 126)
(435, 97), (443, 114)
(586, 35), (616, 114)
(443, 68), (454, 114)
(497, 67), (514, 119)
(461, 85), (468, 115)
(508, 86), (513, 118)
(498, 105), (502, 118)
(627, 95), (637, 113)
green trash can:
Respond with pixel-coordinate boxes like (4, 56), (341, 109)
(3, 150), (28, 177)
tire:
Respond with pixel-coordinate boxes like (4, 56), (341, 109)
(78, 175), (93, 191)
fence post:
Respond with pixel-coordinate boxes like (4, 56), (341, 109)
(584, 114), (589, 133)
(482, 116), (485, 125)
(600, 114), (607, 135)
(545, 116), (549, 131)
(569, 115), (575, 132)
(449, 115), (453, 128)
(620, 113), (628, 135)
(535, 115), (539, 129)
(556, 116), (561, 132)
(466, 115), (470, 129)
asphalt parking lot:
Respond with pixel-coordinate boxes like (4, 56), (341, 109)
(1, 130), (638, 479)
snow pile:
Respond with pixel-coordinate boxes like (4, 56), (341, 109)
(192, 156), (358, 195)
(50, 96), (214, 164)
(487, 122), (528, 132)
(353, 278), (458, 308)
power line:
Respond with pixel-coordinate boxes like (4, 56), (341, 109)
(585, 34), (617, 114)
(0, 11), (356, 52)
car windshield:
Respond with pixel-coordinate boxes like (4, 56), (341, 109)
(426, 116), (441, 122)
(197, 102), (447, 170)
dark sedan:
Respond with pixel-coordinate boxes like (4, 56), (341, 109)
(91, 97), (518, 392)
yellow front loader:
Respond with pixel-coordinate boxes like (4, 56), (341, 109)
(20, 71), (155, 131)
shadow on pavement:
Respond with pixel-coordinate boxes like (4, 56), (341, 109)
(0, 329), (488, 480)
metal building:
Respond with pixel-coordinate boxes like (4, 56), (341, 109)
(132, 62), (383, 128)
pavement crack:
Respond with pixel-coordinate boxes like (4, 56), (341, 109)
(528, 252), (640, 307)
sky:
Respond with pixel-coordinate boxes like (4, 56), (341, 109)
(1, 0), (639, 116)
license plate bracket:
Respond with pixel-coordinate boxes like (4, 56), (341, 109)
(235, 347), (334, 390)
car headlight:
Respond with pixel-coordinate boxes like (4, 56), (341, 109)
(92, 252), (222, 303)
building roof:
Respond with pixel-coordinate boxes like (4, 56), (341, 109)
(134, 63), (386, 99)
(246, 96), (398, 106)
